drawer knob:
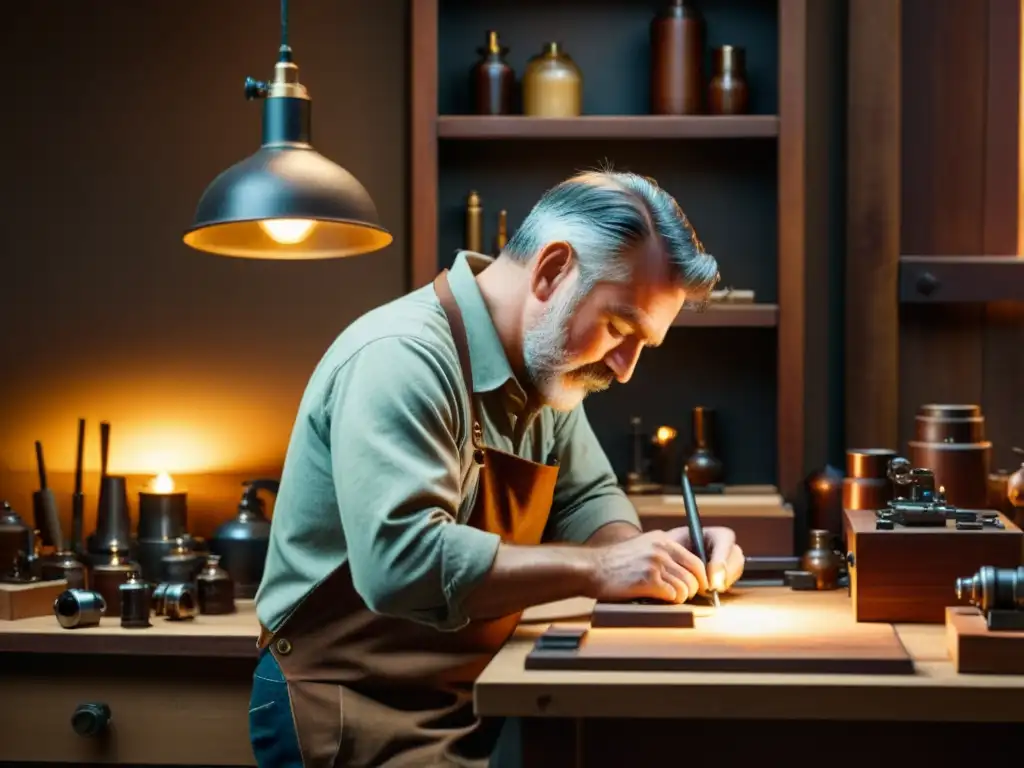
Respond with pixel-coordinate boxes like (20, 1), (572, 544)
(71, 702), (111, 737)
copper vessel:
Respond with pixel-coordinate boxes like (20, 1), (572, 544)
(801, 529), (843, 591)
(708, 45), (749, 115)
(650, 0), (704, 115)
(682, 406), (723, 488)
(842, 448), (896, 511)
(908, 404), (990, 509)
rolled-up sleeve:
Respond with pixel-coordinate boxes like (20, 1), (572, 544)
(327, 336), (500, 631)
(544, 405), (641, 544)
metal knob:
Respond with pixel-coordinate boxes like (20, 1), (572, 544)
(916, 271), (940, 296)
(71, 702), (111, 737)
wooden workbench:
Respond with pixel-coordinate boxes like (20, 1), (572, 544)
(0, 602), (260, 766)
(479, 589), (1024, 766)
(2, 590), (1022, 766)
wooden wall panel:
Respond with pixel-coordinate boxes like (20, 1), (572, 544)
(897, 0), (1024, 465)
(982, 0), (1024, 469)
(898, 0), (988, 449)
(846, 0), (901, 450)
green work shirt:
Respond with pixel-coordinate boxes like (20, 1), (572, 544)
(256, 251), (640, 632)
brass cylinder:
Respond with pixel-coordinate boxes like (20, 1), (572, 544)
(842, 448), (896, 511)
(465, 191), (482, 253)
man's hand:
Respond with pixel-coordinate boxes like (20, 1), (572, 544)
(667, 526), (745, 594)
(589, 529), (710, 604)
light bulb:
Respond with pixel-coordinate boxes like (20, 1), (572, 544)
(151, 472), (175, 493)
(259, 218), (316, 244)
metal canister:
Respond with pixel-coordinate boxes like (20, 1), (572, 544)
(119, 571), (152, 629)
(163, 582), (197, 621)
(53, 589), (106, 629)
(90, 547), (139, 616)
(197, 554), (236, 615)
(40, 551), (87, 590)
(160, 537), (203, 585)
(152, 582), (169, 616)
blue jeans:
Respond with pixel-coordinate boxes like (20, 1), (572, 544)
(249, 649), (302, 767)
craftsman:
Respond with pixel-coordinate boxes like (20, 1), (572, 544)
(250, 170), (747, 767)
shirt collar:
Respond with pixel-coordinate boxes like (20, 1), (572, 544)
(446, 252), (526, 405)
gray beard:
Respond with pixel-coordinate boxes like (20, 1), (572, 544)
(523, 289), (614, 408)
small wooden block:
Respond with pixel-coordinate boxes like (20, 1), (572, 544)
(0, 580), (68, 621)
(592, 602), (695, 629)
(534, 626), (588, 651)
(946, 606), (1024, 675)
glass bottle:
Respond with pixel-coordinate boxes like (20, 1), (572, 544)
(522, 42), (582, 118)
(708, 45), (750, 115)
(650, 0), (704, 115)
(471, 30), (515, 116)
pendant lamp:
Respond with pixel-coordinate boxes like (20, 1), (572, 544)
(183, 0), (392, 260)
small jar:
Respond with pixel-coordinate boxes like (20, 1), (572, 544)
(197, 555), (236, 615)
(522, 42), (582, 118)
(708, 45), (749, 115)
(801, 529), (843, 591)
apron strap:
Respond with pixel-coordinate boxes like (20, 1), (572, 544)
(433, 271), (485, 457)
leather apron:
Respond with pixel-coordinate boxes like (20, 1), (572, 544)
(256, 271), (558, 767)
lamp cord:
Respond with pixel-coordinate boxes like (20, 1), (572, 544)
(279, 0), (292, 62)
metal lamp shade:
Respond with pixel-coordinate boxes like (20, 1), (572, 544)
(183, 145), (393, 260)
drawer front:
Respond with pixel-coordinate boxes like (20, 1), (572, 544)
(0, 654), (256, 766)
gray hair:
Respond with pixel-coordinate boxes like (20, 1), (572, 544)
(502, 170), (720, 304)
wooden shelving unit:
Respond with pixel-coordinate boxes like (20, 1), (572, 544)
(437, 115), (780, 140)
(673, 304), (779, 327)
(411, 0), (809, 497)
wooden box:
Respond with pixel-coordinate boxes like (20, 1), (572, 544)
(946, 606), (1024, 675)
(632, 489), (794, 556)
(0, 580), (67, 621)
(844, 509), (1023, 623)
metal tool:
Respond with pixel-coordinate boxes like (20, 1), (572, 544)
(681, 468), (719, 607)
(875, 457), (1003, 530)
(71, 418), (86, 556)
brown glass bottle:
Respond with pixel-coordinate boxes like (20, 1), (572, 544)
(650, 0), (704, 115)
(523, 42), (582, 117)
(471, 31), (514, 116)
(708, 45), (750, 115)
(682, 406), (724, 487)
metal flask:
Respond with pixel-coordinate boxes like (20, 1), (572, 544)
(211, 479), (279, 599)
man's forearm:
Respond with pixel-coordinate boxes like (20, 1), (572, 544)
(585, 521), (642, 546)
(461, 543), (598, 621)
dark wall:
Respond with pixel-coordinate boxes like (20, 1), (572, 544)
(0, 0), (408, 531)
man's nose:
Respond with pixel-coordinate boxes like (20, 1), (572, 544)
(605, 339), (642, 384)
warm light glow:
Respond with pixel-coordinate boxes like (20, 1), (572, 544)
(711, 570), (726, 592)
(0, 368), (294, 474)
(150, 471), (175, 493)
(653, 426), (677, 445)
(259, 218), (316, 244)
(698, 605), (803, 636)
(939, 485), (945, 494)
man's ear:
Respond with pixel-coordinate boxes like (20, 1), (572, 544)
(530, 241), (574, 301)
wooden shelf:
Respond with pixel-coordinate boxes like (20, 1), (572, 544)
(899, 256), (1024, 303)
(437, 115), (780, 140)
(673, 303), (778, 327)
